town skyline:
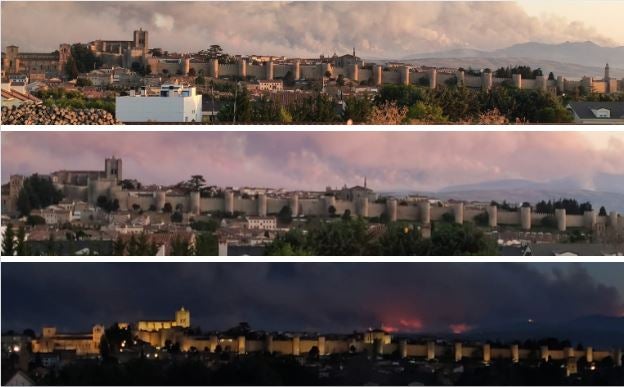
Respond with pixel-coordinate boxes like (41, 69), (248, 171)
(2, 132), (623, 193)
(2, 1), (624, 57)
(2, 263), (623, 336)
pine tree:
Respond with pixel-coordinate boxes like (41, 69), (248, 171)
(2, 224), (15, 256)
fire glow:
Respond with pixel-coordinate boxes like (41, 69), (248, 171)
(449, 323), (473, 334)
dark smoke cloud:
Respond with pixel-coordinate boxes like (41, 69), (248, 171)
(1, 263), (622, 334)
(1, 2), (617, 56)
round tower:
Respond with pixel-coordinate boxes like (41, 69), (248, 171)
(182, 57), (190, 76)
(351, 63), (359, 82)
(257, 193), (267, 216)
(225, 190), (234, 215)
(399, 339), (408, 359)
(265, 335), (274, 354)
(429, 68), (437, 89)
(325, 195), (336, 216)
(155, 190), (166, 212)
(373, 338), (383, 356)
(605, 63), (610, 81)
(400, 66), (410, 85)
(426, 341), (435, 360)
(419, 201), (431, 224)
(483, 343), (491, 363)
(289, 194), (299, 217)
(239, 59), (247, 79)
(511, 344), (519, 363)
(291, 336), (301, 356)
(387, 199), (398, 222)
(318, 336), (326, 356)
(586, 346), (593, 363)
(456, 69), (465, 87)
(535, 75), (547, 91)
(266, 61), (274, 80)
(487, 204), (498, 228)
(189, 191), (200, 215)
(584, 210), (597, 230)
(583, 210), (597, 230)
(294, 60), (301, 81)
(453, 202), (464, 224)
(609, 211), (619, 228)
(555, 208), (567, 231)
(209, 58), (219, 78)
(359, 197), (369, 218)
(454, 342), (463, 362)
(481, 71), (492, 90)
(512, 73), (522, 89)
(236, 336), (246, 354)
(556, 76), (565, 93)
(520, 206), (531, 230)
(374, 64), (383, 86)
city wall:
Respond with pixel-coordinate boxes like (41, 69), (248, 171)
(137, 329), (623, 366)
(149, 58), (602, 93)
(62, 184), (622, 232)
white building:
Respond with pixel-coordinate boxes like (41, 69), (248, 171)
(115, 84), (202, 123)
(246, 216), (277, 230)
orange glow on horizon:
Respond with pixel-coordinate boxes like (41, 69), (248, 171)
(382, 318), (424, 333)
(450, 323), (473, 334)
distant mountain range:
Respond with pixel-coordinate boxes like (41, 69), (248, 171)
(372, 41), (624, 79)
(384, 174), (624, 212)
(463, 315), (624, 348)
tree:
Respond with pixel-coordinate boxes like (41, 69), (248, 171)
(599, 206), (607, 216)
(113, 236), (127, 256)
(343, 95), (372, 123)
(2, 224), (15, 256)
(342, 209), (352, 221)
(26, 215), (46, 226)
(15, 226), (28, 256)
(336, 74), (345, 86)
(548, 72), (555, 81)
(207, 45), (224, 59)
(171, 211), (183, 223)
(328, 205), (337, 217)
(195, 75), (206, 85)
(277, 206), (293, 225)
(283, 70), (295, 86)
(368, 101), (408, 124)
(171, 235), (191, 255)
(188, 68), (196, 77)
(163, 203), (173, 213)
(187, 175), (206, 192)
(64, 57), (79, 79)
(76, 78), (93, 87)
(16, 174), (64, 216)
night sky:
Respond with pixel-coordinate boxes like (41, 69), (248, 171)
(2, 263), (622, 335)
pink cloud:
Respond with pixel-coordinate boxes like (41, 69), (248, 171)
(2, 132), (623, 192)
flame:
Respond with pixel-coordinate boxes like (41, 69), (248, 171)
(381, 318), (423, 333)
(449, 323), (472, 334)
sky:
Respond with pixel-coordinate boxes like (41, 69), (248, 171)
(2, 263), (623, 335)
(2, 1), (623, 58)
(2, 131), (624, 192)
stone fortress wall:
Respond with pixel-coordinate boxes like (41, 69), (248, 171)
(94, 185), (622, 233)
(150, 55), (622, 94)
(4, 155), (622, 233)
(120, 309), (624, 368)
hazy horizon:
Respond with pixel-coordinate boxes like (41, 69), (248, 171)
(2, 1), (623, 57)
